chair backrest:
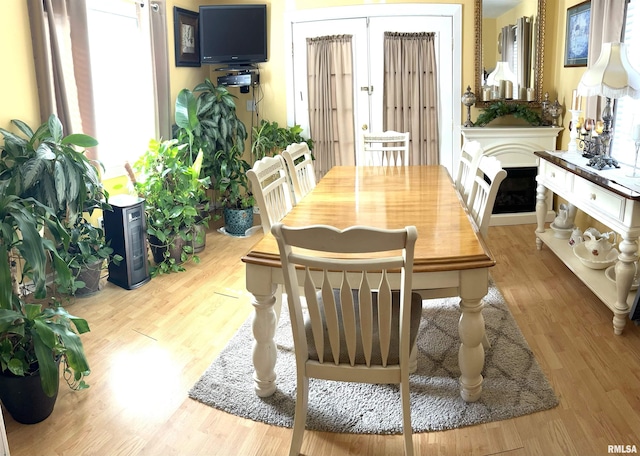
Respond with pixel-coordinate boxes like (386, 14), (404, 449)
(467, 155), (507, 238)
(247, 155), (294, 235)
(272, 223), (417, 370)
(455, 140), (484, 205)
(282, 142), (316, 204)
(362, 131), (410, 166)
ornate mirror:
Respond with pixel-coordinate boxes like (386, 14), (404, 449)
(474, 0), (546, 107)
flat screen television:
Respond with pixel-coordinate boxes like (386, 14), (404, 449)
(199, 4), (267, 66)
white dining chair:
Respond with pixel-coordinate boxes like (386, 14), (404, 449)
(271, 222), (421, 456)
(282, 142), (316, 204)
(454, 140), (484, 206)
(247, 155), (294, 235)
(467, 155), (508, 238)
(362, 131), (410, 166)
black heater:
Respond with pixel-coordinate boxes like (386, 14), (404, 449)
(104, 195), (150, 290)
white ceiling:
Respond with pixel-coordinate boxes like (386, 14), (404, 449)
(483, 0), (524, 19)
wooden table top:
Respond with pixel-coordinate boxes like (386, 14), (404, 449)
(242, 166), (495, 273)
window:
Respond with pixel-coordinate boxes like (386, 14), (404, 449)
(611, 0), (640, 166)
(86, 0), (157, 179)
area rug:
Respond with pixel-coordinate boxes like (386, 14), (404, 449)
(189, 283), (559, 434)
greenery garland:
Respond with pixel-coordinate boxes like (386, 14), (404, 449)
(475, 101), (545, 127)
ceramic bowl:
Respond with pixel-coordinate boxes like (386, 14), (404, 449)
(573, 243), (619, 270)
(605, 265), (639, 291)
(550, 222), (574, 239)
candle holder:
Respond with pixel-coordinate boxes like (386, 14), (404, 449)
(461, 86), (476, 127)
(568, 110), (581, 152)
(628, 118), (640, 177)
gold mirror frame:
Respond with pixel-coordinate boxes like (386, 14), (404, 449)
(474, 0), (546, 108)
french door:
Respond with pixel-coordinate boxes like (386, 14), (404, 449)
(287, 5), (459, 171)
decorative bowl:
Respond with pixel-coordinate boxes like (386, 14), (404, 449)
(573, 243), (619, 270)
(605, 265), (639, 291)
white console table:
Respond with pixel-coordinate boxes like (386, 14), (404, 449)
(460, 126), (562, 225)
(535, 151), (640, 335)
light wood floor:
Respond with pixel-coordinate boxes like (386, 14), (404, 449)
(4, 221), (640, 456)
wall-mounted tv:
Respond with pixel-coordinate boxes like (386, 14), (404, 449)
(199, 4), (267, 66)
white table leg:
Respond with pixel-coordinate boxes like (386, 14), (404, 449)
(246, 263), (279, 397)
(458, 268), (488, 402)
(535, 180), (548, 250)
(613, 235), (638, 335)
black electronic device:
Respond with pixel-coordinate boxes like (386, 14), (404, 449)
(217, 72), (260, 88)
(199, 4), (267, 65)
(104, 195), (150, 290)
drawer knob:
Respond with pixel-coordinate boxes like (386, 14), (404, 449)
(551, 172), (556, 178)
(590, 193), (597, 200)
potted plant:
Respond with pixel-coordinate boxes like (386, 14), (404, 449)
(173, 78), (248, 182)
(251, 119), (314, 161)
(55, 215), (122, 297)
(133, 139), (210, 276)
(213, 144), (256, 236)
(0, 114), (123, 295)
(0, 183), (91, 424)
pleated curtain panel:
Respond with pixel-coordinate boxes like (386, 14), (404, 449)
(383, 32), (440, 165)
(306, 34), (356, 181)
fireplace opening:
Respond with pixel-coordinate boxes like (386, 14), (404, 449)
(491, 166), (537, 214)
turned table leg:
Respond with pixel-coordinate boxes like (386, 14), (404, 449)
(246, 263), (279, 397)
(458, 268), (488, 402)
(535, 180), (548, 251)
(613, 235), (639, 335)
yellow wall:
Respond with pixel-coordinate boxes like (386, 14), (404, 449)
(0, 1), (40, 129)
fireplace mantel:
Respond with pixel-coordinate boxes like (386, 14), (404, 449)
(460, 126), (563, 225)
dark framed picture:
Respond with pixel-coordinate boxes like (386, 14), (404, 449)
(174, 7), (200, 67)
(564, 1), (591, 67)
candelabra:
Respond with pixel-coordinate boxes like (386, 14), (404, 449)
(461, 86), (476, 127)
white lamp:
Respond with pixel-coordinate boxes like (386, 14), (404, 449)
(577, 42), (640, 169)
(486, 61), (518, 99)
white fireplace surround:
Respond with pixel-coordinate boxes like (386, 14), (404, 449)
(460, 126), (563, 225)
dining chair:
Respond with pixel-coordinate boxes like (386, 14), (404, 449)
(271, 222), (421, 456)
(454, 140), (484, 206)
(247, 154), (294, 235)
(467, 155), (507, 238)
(362, 131), (410, 166)
(282, 142), (316, 204)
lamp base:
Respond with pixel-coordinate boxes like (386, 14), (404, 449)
(587, 155), (620, 170)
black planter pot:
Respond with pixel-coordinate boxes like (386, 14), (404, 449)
(0, 369), (59, 424)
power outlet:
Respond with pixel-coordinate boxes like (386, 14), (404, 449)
(246, 100), (256, 112)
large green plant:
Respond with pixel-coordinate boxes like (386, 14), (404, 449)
(251, 120), (314, 161)
(173, 79), (247, 180)
(133, 139), (210, 276)
(0, 114), (119, 290)
(0, 183), (90, 397)
(213, 145), (255, 209)
(0, 114), (102, 224)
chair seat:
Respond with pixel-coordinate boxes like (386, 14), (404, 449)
(306, 290), (423, 366)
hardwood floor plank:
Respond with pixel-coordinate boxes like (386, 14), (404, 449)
(3, 223), (640, 455)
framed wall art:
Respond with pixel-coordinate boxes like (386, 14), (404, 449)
(174, 7), (200, 67)
(564, 1), (591, 67)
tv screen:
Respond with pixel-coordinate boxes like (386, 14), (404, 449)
(199, 4), (267, 65)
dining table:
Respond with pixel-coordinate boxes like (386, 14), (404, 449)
(241, 165), (496, 402)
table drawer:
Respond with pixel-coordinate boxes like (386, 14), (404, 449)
(573, 178), (624, 221)
(540, 161), (571, 192)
